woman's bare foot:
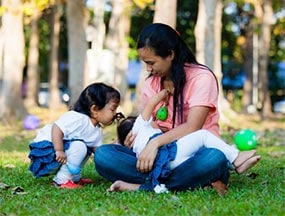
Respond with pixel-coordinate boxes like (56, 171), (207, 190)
(107, 180), (140, 192)
(233, 150), (256, 167)
(236, 155), (261, 174)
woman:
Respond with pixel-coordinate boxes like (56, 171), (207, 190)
(94, 23), (230, 192)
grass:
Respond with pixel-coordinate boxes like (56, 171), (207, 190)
(0, 107), (284, 216)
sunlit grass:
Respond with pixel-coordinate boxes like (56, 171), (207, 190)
(1, 147), (284, 216)
(0, 106), (284, 215)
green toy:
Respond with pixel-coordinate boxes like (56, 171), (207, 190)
(156, 105), (168, 121)
(234, 129), (257, 151)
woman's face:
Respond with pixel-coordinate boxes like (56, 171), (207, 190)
(138, 47), (174, 78)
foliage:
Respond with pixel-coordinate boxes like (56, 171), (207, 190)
(18, 0), (285, 87)
(222, 1), (285, 63)
(176, 0), (198, 49)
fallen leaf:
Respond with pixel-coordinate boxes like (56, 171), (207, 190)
(12, 186), (28, 195)
(0, 182), (10, 190)
(4, 164), (15, 168)
(246, 172), (259, 179)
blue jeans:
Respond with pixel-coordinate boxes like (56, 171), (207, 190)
(94, 144), (229, 191)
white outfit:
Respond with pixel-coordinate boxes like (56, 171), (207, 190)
(33, 111), (103, 184)
(132, 114), (239, 170)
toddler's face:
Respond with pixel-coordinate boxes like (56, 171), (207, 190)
(94, 100), (120, 126)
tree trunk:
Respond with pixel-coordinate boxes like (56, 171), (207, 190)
(25, 11), (41, 108)
(0, 0), (26, 123)
(256, 0), (273, 117)
(48, 2), (62, 110)
(104, 0), (131, 103)
(0, 28), (3, 80)
(194, 0), (236, 123)
(241, 17), (255, 113)
(88, 0), (106, 82)
(153, 0), (177, 28)
(67, 0), (88, 105)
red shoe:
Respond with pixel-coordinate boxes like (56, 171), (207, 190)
(53, 180), (82, 189)
(76, 178), (94, 185)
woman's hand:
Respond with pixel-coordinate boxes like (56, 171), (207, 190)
(55, 150), (67, 164)
(136, 139), (159, 172)
(124, 131), (136, 148)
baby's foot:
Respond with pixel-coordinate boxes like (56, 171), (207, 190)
(107, 180), (140, 192)
(233, 150), (256, 168)
(236, 155), (261, 174)
(211, 180), (228, 196)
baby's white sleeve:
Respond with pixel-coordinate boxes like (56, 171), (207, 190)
(132, 114), (152, 134)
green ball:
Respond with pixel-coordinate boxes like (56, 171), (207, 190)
(156, 106), (168, 121)
(234, 129), (257, 151)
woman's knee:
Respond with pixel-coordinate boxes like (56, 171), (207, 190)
(94, 145), (111, 164)
(94, 145), (120, 172)
(198, 147), (227, 167)
(189, 147), (228, 182)
(199, 148), (229, 183)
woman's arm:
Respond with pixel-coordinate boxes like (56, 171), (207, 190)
(155, 106), (210, 144)
(136, 106), (210, 172)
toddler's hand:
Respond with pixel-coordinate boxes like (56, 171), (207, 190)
(55, 150), (67, 164)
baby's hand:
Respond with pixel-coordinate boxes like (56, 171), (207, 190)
(55, 150), (67, 164)
(152, 89), (170, 105)
(160, 89), (169, 97)
(124, 131), (136, 148)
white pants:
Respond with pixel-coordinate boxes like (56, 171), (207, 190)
(170, 129), (239, 169)
(53, 141), (90, 184)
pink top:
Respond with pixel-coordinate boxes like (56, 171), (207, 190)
(142, 64), (220, 137)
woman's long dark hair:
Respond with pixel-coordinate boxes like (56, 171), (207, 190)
(70, 82), (120, 117)
(137, 23), (218, 127)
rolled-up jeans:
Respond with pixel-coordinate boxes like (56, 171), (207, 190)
(94, 144), (230, 191)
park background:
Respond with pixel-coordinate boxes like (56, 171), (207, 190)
(0, 0), (284, 215)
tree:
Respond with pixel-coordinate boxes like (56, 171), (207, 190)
(104, 0), (132, 102)
(236, 0), (274, 116)
(153, 0), (177, 28)
(48, 1), (62, 110)
(24, 0), (50, 108)
(0, 0), (26, 123)
(67, 0), (88, 105)
(87, 0), (106, 84)
(194, 0), (237, 122)
(25, 10), (41, 108)
(255, 0), (273, 117)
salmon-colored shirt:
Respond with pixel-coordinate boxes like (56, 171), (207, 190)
(141, 64), (220, 137)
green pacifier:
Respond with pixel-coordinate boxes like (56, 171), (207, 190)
(156, 105), (168, 121)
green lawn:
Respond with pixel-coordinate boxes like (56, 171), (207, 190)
(0, 110), (284, 216)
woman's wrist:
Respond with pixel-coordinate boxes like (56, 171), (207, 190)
(55, 149), (64, 153)
(150, 137), (162, 149)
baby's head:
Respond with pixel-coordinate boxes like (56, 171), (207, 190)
(117, 116), (137, 145)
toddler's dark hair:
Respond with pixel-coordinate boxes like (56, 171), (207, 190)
(117, 116), (137, 145)
(71, 82), (120, 117)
